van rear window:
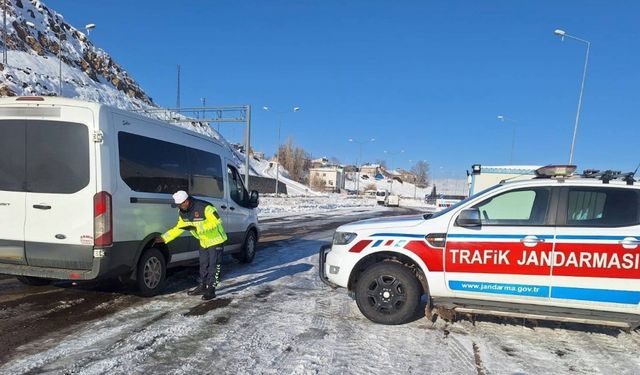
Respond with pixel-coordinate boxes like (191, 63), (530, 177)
(0, 120), (90, 194)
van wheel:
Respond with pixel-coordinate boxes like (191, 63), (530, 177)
(355, 262), (421, 325)
(136, 248), (166, 297)
(234, 230), (257, 263)
(16, 276), (51, 286)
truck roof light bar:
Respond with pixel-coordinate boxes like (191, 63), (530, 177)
(535, 165), (577, 178)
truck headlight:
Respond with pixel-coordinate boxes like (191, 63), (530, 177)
(333, 232), (357, 245)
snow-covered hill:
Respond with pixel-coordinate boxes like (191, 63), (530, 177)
(0, 0), (152, 110)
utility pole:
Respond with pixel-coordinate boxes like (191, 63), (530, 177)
(176, 64), (181, 111)
(244, 105), (251, 190)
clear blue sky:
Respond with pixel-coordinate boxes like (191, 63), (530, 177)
(54, 0), (640, 178)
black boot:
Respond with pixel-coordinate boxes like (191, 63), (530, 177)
(187, 283), (206, 296)
(202, 285), (216, 301)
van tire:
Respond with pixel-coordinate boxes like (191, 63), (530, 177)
(135, 248), (166, 297)
(16, 276), (51, 286)
(233, 230), (257, 264)
(355, 262), (421, 325)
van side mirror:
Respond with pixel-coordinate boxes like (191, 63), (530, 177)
(248, 190), (259, 208)
(456, 208), (481, 227)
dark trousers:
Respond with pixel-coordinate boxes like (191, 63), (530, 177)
(199, 245), (223, 287)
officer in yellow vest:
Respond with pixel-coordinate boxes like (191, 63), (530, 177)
(156, 190), (228, 300)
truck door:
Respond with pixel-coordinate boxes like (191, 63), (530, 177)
(24, 108), (97, 270)
(224, 163), (251, 251)
(551, 186), (640, 311)
(0, 120), (27, 265)
(445, 186), (556, 303)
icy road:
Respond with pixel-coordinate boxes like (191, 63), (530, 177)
(1, 206), (640, 374)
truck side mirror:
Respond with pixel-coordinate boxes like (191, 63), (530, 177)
(456, 208), (481, 227)
(248, 190), (259, 208)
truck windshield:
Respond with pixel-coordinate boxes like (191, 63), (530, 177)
(423, 184), (501, 220)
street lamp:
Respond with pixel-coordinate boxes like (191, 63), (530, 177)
(497, 115), (517, 164)
(85, 23), (96, 36)
(262, 106), (301, 195)
(348, 137), (375, 195)
(554, 28), (591, 165)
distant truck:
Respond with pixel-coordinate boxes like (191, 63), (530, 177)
(385, 194), (400, 207)
(468, 164), (541, 195)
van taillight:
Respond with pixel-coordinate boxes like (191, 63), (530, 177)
(94, 191), (112, 247)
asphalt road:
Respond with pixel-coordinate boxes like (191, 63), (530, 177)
(0, 207), (417, 365)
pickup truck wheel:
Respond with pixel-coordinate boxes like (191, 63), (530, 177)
(16, 276), (51, 286)
(355, 262), (421, 325)
(136, 248), (166, 297)
(233, 230), (257, 264)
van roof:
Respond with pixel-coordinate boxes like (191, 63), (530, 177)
(0, 96), (226, 148)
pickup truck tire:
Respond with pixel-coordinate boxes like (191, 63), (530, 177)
(355, 262), (421, 325)
(16, 276), (51, 286)
(233, 230), (257, 264)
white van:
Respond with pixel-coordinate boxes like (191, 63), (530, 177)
(375, 190), (388, 205)
(0, 97), (260, 296)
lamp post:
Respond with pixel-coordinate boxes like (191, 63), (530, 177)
(55, 25), (63, 96)
(383, 149), (404, 194)
(262, 106), (301, 195)
(3, 0), (7, 65)
(554, 28), (591, 165)
(497, 115), (517, 164)
(348, 137), (375, 195)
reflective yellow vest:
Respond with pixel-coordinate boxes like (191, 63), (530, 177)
(161, 199), (227, 249)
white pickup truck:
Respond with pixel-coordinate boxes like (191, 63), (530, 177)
(320, 165), (640, 328)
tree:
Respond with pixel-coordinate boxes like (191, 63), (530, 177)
(410, 161), (430, 186)
(310, 174), (326, 190)
(329, 156), (341, 166)
(375, 159), (387, 169)
(277, 137), (311, 183)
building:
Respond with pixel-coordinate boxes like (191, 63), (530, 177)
(359, 164), (380, 178)
(310, 157), (329, 169)
(309, 166), (345, 192)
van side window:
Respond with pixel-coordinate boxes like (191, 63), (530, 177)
(564, 187), (639, 227)
(473, 187), (550, 226)
(227, 165), (247, 206)
(189, 149), (224, 199)
(119, 132), (189, 194)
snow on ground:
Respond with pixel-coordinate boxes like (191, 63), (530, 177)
(257, 195), (388, 220)
(345, 175), (468, 199)
(3, 217), (640, 374)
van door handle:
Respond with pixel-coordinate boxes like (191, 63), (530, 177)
(33, 204), (51, 210)
(220, 205), (227, 210)
(520, 235), (544, 247)
(229, 206), (235, 211)
(620, 237), (640, 249)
